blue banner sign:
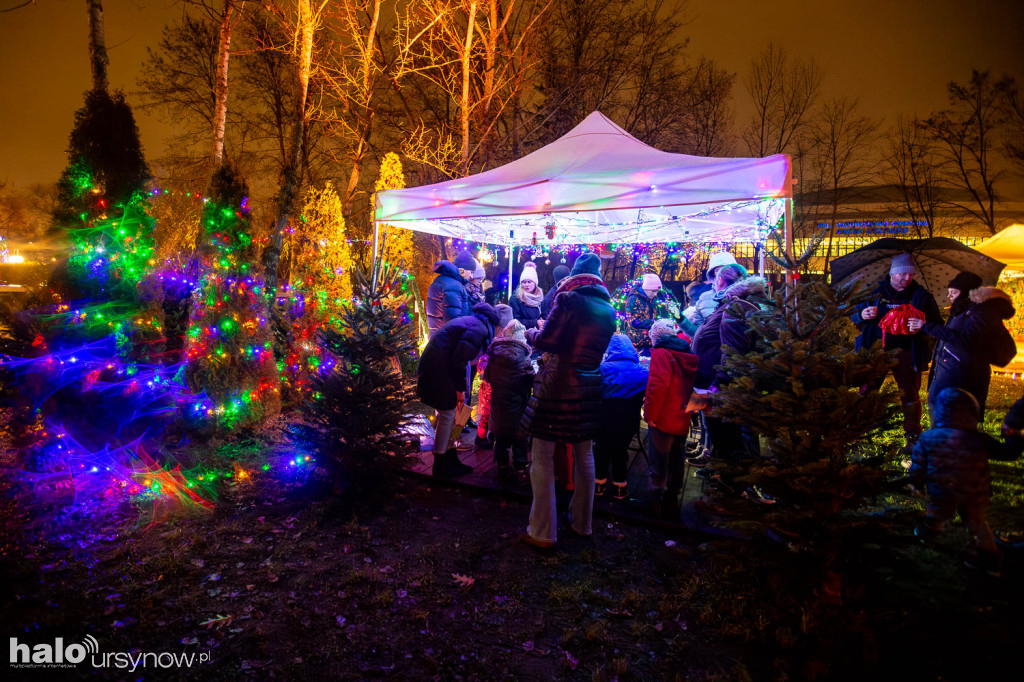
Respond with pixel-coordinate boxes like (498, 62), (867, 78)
(817, 220), (929, 235)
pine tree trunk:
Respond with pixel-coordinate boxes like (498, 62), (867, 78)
(459, 2), (478, 173)
(211, 0), (236, 167)
(340, 0), (381, 224)
(264, 0), (315, 294)
(86, 0), (109, 92)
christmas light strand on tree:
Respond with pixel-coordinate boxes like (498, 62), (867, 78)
(184, 164), (280, 430)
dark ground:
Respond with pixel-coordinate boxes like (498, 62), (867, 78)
(2, 376), (1024, 680)
(2, 441), (1023, 681)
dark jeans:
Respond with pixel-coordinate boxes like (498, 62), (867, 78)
(864, 348), (922, 436)
(705, 416), (760, 463)
(494, 436), (528, 468)
(594, 394), (644, 483)
(647, 425), (686, 493)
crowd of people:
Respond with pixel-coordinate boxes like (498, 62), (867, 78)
(415, 249), (1021, 571)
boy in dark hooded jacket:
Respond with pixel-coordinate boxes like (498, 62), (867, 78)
(910, 387), (1001, 575)
(483, 320), (535, 480)
(594, 334), (649, 500)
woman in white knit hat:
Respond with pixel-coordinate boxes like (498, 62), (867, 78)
(511, 261), (544, 330)
(620, 272), (685, 353)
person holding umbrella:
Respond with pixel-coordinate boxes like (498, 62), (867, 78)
(853, 253), (943, 452)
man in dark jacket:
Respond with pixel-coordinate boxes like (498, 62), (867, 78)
(690, 275), (772, 463)
(418, 302), (500, 477)
(540, 264), (571, 318)
(910, 387), (1002, 575)
(913, 286), (1017, 418)
(522, 253), (616, 547)
(426, 250), (479, 337)
(853, 253), (942, 448)
(622, 273), (685, 354)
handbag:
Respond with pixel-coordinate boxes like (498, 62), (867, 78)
(685, 390), (711, 413)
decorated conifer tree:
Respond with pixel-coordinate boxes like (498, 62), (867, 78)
(184, 163), (280, 430)
(56, 89), (155, 302)
(295, 261), (419, 497)
(371, 152), (437, 309)
(278, 182), (356, 402)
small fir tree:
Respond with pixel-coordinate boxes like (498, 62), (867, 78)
(704, 279), (899, 604)
(184, 163), (280, 430)
(708, 280), (899, 541)
(295, 262), (419, 497)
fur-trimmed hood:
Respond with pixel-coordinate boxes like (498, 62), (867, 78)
(969, 287), (1015, 320)
(488, 336), (532, 356)
(723, 275), (770, 301)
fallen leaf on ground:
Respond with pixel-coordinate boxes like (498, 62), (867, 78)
(200, 614), (235, 629)
(451, 573), (475, 587)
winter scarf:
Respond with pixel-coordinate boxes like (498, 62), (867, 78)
(517, 288), (545, 308)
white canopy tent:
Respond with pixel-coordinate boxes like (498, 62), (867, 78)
(373, 111), (793, 289)
(977, 224), (1024, 273)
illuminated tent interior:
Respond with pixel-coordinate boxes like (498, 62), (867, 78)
(977, 223), (1024, 274)
(373, 112), (792, 252)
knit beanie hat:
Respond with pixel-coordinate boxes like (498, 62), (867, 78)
(948, 271), (982, 292)
(494, 303), (514, 329)
(890, 252), (917, 275)
(552, 265), (571, 283)
(519, 262), (539, 285)
(707, 251), (738, 276)
(570, 253), (602, 278)
(642, 273), (662, 290)
(503, 319), (527, 344)
(648, 318), (679, 346)
(454, 249), (478, 272)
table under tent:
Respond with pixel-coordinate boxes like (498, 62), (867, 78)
(373, 111), (793, 332)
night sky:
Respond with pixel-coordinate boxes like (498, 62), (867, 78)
(1, 0), (1022, 189)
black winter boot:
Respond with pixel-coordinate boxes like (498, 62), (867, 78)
(433, 449), (471, 478)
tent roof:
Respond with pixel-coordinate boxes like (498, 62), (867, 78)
(374, 112), (791, 247)
(977, 224), (1024, 271)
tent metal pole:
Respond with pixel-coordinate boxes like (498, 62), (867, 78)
(507, 231), (515, 301)
(371, 219), (380, 289)
(784, 198), (794, 292)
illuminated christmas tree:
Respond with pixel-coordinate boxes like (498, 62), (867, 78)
(184, 163), (280, 430)
(373, 152), (413, 269)
(55, 89), (155, 302)
(278, 182), (356, 401)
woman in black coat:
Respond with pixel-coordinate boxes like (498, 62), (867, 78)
(912, 286), (1017, 418)
(483, 320), (535, 479)
(521, 254), (616, 547)
(418, 302), (500, 477)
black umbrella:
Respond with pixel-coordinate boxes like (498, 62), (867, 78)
(830, 237), (1006, 308)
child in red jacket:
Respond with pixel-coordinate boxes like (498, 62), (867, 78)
(643, 319), (698, 520)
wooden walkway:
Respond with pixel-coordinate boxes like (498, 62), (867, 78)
(406, 422), (714, 531)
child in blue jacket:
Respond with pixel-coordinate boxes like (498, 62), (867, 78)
(910, 387), (1002, 575)
(593, 334), (649, 499)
